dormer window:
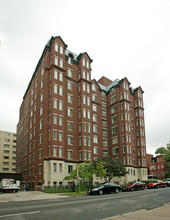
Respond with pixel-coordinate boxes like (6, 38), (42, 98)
(68, 54), (73, 65)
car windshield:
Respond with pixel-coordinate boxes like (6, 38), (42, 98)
(166, 178), (170, 181)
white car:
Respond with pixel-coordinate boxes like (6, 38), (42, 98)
(165, 178), (170, 187)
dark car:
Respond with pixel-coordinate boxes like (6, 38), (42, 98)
(147, 180), (167, 189)
(165, 178), (170, 187)
(122, 181), (146, 192)
(88, 182), (120, 195)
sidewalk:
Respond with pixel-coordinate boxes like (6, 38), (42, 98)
(102, 203), (170, 220)
(0, 191), (69, 202)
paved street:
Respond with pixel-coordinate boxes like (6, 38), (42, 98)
(0, 188), (170, 219)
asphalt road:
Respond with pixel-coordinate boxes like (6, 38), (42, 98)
(0, 187), (170, 220)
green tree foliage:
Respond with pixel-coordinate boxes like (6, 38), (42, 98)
(155, 142), (170, 177)
(93, 157), (127, 182)
(92, 161), (106, 180)
(64, 162), (94, 183)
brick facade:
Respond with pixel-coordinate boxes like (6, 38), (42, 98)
(16, 36), (147, 189)
(147, 154), (167, 179)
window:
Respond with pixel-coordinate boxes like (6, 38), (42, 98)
(59, 100), (63, 110)
(93, 135), (98, 143)
(59, 131), (62, 141)
(68, 81), (73, 90)
(83, 136), (87, 146)
(54, 99), (57, 109)
(88, 137), (91, 146)
(68, 108), (73, 117)
(111, 95), (116, 104)
(83, 83), (86, 91)
(53, 163), (57, 172)
(68, 136), (73, 145)
(84, 151), (87, 160)
(83, 59), (85, 66)
(39, 165), (42, 174)
(92, 94), (97, 101)
(59, 86), (63, 96)
(55, 43), (58, 52)
(86, 61), (89, 68)
(83, 96), (86, 104)
(93, 104), (97, 112)
(68, 69), (73, 77)
(111, 105), (117, 113)
(59, 163), (62, 172)
(103, 139), (107, 147)
(39, 150), (42, 159)
(112, 137), (118, 144)
(93, 125), (98, 133)
(40, 120), (42, 130)
(60, 46), (63, 54)
(55, 56), (58, 65)
(68, 121), (73, 130)
(60, 59), (63, 68)
(113, 147), (118, 155)
(68, 165), (73, 173)
(94, 147), (98, 154)
(87, 110), (90, 119)
(68, 150), (73, 159)
(112, 116), (117, 123)
(68, 94), (73, 103)
(59, 147), (62, 157)
(54, 84), (58, 94)
(87, 72), (90, 80)
(52, 146), (57, 156)
(87, 97), (90, 105)
(54, 114), (57, 124)
(83, 71), (86, 79)
(102, 109), (106, 116)
(54, 70), (58, 79)
(87, 123), (91, 132)
(93, 114), (97, 122)
(59, 72), (63, 81)
(68, 56), (73, 65)
(39, 134), (42, 144)
(59, 116), (63, 125)
(92, 83), (97, 91)
(88, 151), (91, 160)
(53, 130), (57, 140)
(112, 126), (117, 134)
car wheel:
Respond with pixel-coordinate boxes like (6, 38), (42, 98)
(142, 186), (145, 190)
(131, 187), (134, 192)
(99, 190), (103, 195)
(157, 185), (159, 189)
(165, 184), (167, 188)
(115, 188), (119, 193)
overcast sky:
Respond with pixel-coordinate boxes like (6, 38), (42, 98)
(0, 0), (170, 155)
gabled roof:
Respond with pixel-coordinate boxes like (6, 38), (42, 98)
(134, 86), (144, 93)
(48, 36), (68, 49)
(77, 52), (93, 63)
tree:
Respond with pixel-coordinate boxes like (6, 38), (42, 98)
(92, 161), (106, 180)
(155, 142), (170, 177)
(64, 162), (94, 183)
(93, 157), (127, 182)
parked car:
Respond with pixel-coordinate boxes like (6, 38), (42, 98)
(122, 181), (146, 192)
(147, 180), (167, 189)
(165, 178), (170, 187)
(88, 182), (120, 195)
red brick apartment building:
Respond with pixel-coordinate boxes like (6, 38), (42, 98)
(16, 36), (147, 189)
(147, 154), (167, 179)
